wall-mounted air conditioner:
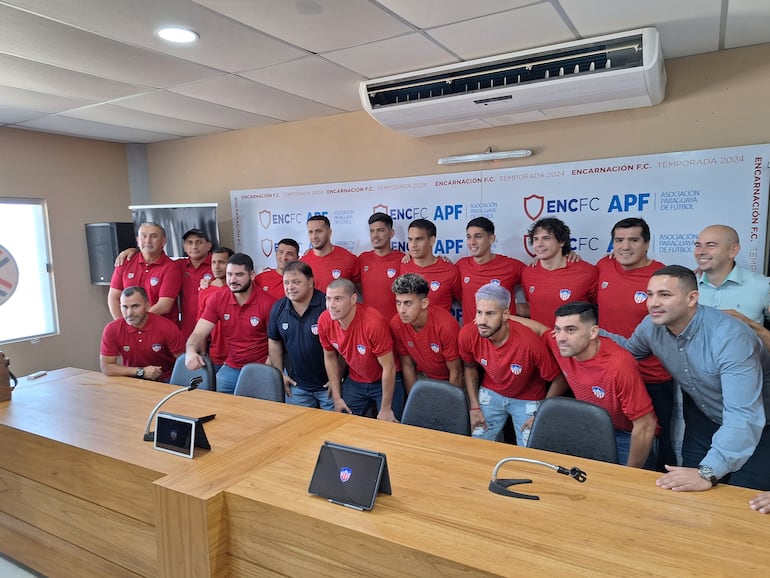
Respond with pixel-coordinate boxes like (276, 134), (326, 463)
(360, 27), (666, 137)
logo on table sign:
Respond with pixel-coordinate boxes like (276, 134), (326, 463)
(281, 322), (289, 330)
(510, 364), (523, 375)
(480, 358), (488, 367)
(387, 268), (397, 278)
(311, 324), (319, 335)
(224, 314), (230, 321)
(592, 386), (606, 399)
(152, 343), (162, 352)
(123, 345), (131, 352)
(559, 289), (572, 301)
(363, 265), (369, 272)
(332, 269), (341, 279)
(339, 467), (352, 483)
(127, 272), (135, 279)
(523, 194), (545, 221)
(601, 281), (609, 289)
(463, 276), (470, 284)
(430, 280), (441, 292)
(250, 316), (260, 327)
(490, 279), (500, 285)
(430, 343), (440, 354)
(261, 238), (273, 258)
(634, 291), (648, 304)
(357, 344), (367, 355)
(259, 210), (271, 229)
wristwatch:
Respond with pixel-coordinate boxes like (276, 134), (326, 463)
(697, 465), (718, 486)
(135, 367), (145, 379)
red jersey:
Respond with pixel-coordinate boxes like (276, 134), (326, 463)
(178, 255), (212, 340)
(359, 250), (404, 320)
(456, 254), (525, 325)
(200, 287), (276, 369)
(595, 256), (671, 383)
(255, 268), (286, 300)
(100, 313), (185, 382)
(400, 258), (462, 312)
(544, 334), (658, 434)
(458, 319), (560, 400)
(301, 246), (361, 293)
(521, 260), (598, 326)
(110, 252), (182, 324)
(197, 284), (229, 365)
(389, 306), (460, 381)
(317, 304), (393, 383)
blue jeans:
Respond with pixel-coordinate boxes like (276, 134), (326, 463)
(288, 386), (334, 411)
(343, 373), (405, 420)
(215, 364), (240, 394)
(473, 386), (540, 446)
(615, 430), (659, 470)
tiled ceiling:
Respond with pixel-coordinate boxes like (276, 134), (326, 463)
(0, 0), (768, 143)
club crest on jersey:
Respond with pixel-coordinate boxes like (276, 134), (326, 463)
(281, 322), (289, 330)
(223, 314), (230, 321)
(480, 358), (488, 367)
(363, 265), (369, 272)
(332, 342), (339, 350)
(634, 291), (648, 304)
(510, 364), (523, 375)
(339, 467), (352, 483)
(311, 324), (319, 335)
(592, 386), (606, 399)
(559, 289), (572, 301)
(123, 345), (130, 352)
(430, 343), (440, 353)
(464, 276), (470, 284)
(601, 281), (609, 289)
(528, 285), (535, 293)
(250, 316), (260, 327)
(152, 343), (162, 352)
(430, 280), (441, 292)
(127, 272), (135, 279)
(332, 269), (342, 279)
(150, 276), (160, 286)
(407, 340), (414, 348)
(204, 273), (213, 280)
(357, 344), (367, 355)
(387, 268), (397, 278)
(490, 279), (501, 285)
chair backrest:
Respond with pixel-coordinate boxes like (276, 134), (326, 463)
(527, 397), (618, 464)
(233, 363), (285, 402)
(401, 378), (470, 436)
(169, 354), (216, 391)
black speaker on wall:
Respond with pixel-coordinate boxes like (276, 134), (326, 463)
(85, 222), (136, 285)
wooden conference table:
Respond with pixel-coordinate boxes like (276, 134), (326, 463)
(1, 369), (768, 577)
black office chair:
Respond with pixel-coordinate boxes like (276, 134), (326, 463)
(527, 397), (618, 464)
(233, 363), (285, 402)
(169, 354), (216, 391)
(400, 378), (470, 436)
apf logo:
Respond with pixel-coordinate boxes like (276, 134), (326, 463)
(524, 195), (545, 221)
(373, 203), (388, 214)
(259, 209), (271, 229)
(261, 238), (274, 258)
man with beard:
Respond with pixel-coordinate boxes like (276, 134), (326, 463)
(459, 283), (564, 445)
(186, 253), (276, 393)
(301, 215), (360, 293)
(100, 286), (184, 382)
(268, 261), (331, 409)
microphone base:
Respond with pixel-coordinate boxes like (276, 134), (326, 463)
(143, 431), (155, 442)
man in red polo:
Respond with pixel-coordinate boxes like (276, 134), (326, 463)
(177, 228), (213, 340)
(186, 253), (275, 393)
(359, 212), (404, 320)
(197, 246), (234, 370)
(301, 215), (360, 293)
(255, 237), (300, 299)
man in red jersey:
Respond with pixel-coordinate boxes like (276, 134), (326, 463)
(256, 238), (300, 299)
(459, 283), (565, 445)
(400, 218), (462, 312)
(100, 286), (184, 383)
(596, 217), (674, 470)
(186, 253), (276, 394)
(390, 273), (462, 393)
(542, 302), (659, 468)
(456, 217), (527, 325)
(108, 222), (182, 324)
(520, 217), (597, 327)
(359, 212), (404, 320)
(318, 278), (403, 421)
(197, 246), (234, 370)
(301, 215), (360, 293)
(177, 229), (213, 340)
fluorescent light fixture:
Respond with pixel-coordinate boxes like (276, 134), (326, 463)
(156, 27), (199, 44)
(437, 147), (532, 165)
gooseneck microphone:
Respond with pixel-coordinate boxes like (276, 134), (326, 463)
(488, 456), (587, 500)
(142, 376), (203, 442)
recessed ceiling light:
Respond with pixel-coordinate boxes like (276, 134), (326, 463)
(156, 27), (199, 44)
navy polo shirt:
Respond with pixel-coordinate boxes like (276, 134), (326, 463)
(267, 289), (328, 391)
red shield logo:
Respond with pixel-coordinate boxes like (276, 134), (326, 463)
(259, 210), (271, 229)
(523, 195), (544, 221)
(261, 238), (274, 257)
(522, 235), (536, 258)
(373, 204), (388, 214)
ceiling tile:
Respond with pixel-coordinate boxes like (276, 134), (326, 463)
(18, 116), (181, 143)
(324, 33), (458, 78)
(0, 107), (47, 124)
(427, 3), (575, 60)
(171, 75), (341, 122)
(725, 0), (770, 49)
(240, 57), (363, 111)
(377, 0), (536, 28)
(0, 84), (93, 113)
(194, 0), (413, 52)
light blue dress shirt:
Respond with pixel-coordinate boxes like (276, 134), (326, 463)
(604, 305), (770, 479)
(698, 265), (770, 324)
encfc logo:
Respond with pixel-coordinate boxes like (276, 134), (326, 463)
(524, 195), (544, 221)
(259, 210), (271, 229)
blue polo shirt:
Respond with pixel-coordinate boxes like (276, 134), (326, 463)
(267, 289), (328, 391)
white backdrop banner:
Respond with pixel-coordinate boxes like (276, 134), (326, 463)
(232, 144), (770, 274)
